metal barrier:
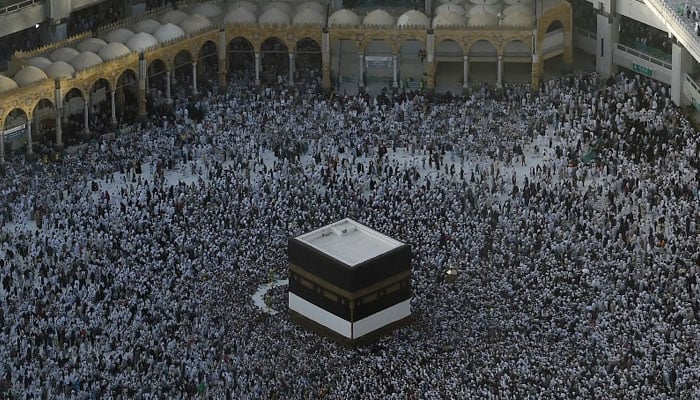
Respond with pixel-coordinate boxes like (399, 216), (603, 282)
(0, 0), (41, 17)
(615, 42), (672, 70)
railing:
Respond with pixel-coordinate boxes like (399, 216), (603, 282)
(684, 73), (700, 110)
(574, 27), (596, 40)
(685, 72), (700, 92)
(0, 0), (41, 17)
(644, 0), (700, 63)
(616, 42), (672, 70)
(628, 40), (672, 63)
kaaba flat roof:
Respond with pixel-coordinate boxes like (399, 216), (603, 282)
(295, 218), (404, 267)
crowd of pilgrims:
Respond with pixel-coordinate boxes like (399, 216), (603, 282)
(0, 69), (699, 399)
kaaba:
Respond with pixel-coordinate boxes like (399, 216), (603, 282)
(288, 218), (412, 345)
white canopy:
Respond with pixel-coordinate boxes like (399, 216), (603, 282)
(153, 23), (186, 43)
(228, 1), (258, 15)
(397, 10), (429, 28)
(363, 9), (394, 26)
(44, 61), (76, 79)
(432, 12), (466, 28)
(26, 56), (52, 70)
(190, 3), (223, 18)
(131, 19), (162, 34)
(98, 42), (132, 61)
(0, 75), (18, 93)
(77, 38), (107, 53)
(13, 66), (48, 87)
(224, 8), (257, 25)
(328, 9), (360, 26)
(159, 10), (189, 25)
(49, 47), (79, 63)
(292, 8), (325, 26)
(125, 32), (159, 52)
(103, 28), (135, 43)
(70, 51), (103, 71)
(180, 14), (213, 34)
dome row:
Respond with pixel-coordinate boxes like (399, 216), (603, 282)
(1, 2), (537, 92)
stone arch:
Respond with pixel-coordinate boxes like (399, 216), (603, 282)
(398, 39), (426, 91)
(435, 39), (463, 93)
(4, 108), (28, 128)
(295, 37), (322, 84)
(30, 97), (54, 115)
(502, 40), (532, 84)
(31, 98), (55, 145)
(331, 37), (360, 94)
(467, 39), (498, 84)
(115, 68), (139, 124)
(3, 108), (29, 158)
(173, 49), (195, 94)
(62, 87), (87, 142)
(88, 78), (112, 134)
(260, 37), (289, 86)
(197, 40), (219, 90)
(467, 38), (498, 56)
(363, 39), (394, 91)
(546, 20), (564, 33)
(536, 2), (572, 63)
(227, 36), (255, 82)
(114, 67), (139, 91)
(147, 58), (169, 95)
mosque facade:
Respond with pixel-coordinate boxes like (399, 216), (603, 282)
(0, 0), (571, 161)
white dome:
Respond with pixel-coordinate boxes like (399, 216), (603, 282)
(153, 23), (186, 43)
(13, 66), (48, 86)
(328, 9), (360, 26)
(292, 8), (325, 26)
(26, 56), (52, 70)
(228, 1), (258, 15)
(0, 75), (18, 93)
(295, 1), (325, 14)
(397, 10), (429, 28)
(77, 38), (107, 53)
(103, 28), (135, 43)
(44, 61), (76, 79)
(438, 0), (467, 4)
(224, 8), (257, 24)
(262, 2), (292, 15)
(160, 10), (189, 24)
(190, 3), (223, 18)
(503, 4), (533, 16)
(70, 51), (103, 71)
(469, 4), (498, 15)
(432, 11), (466, 27)
(503, 11), (535, 27)
(131, 19), (162, 34)
(468, 8), (498, 27)
(363, 9), (394, 26)
(125, 32), (159, 52)
(258, 8), (290, 25)
(180, 14), (213, 33)
(98, 42), (132, 61)
(49, 47), (79, 63)
(436, 4), (465, 16)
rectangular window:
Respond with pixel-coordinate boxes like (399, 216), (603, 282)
(601, 38), (604, 57)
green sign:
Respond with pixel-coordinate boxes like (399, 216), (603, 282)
(632, 63), (653, 77)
